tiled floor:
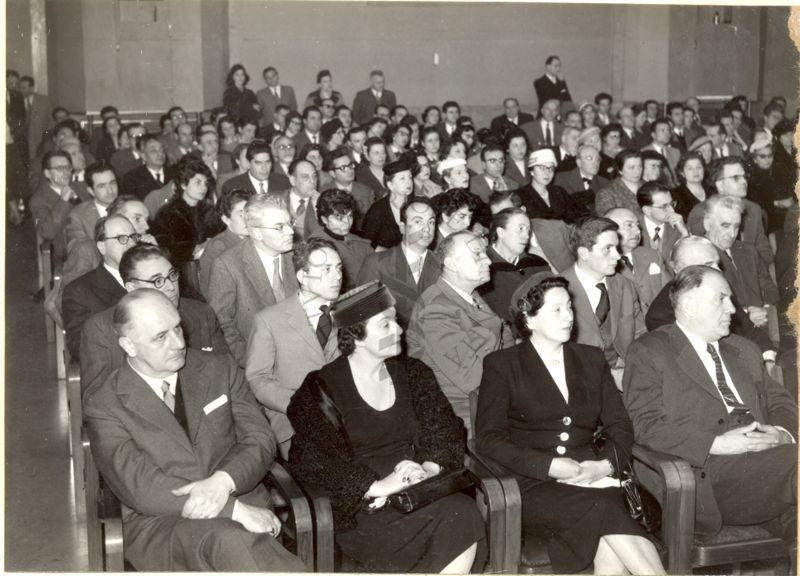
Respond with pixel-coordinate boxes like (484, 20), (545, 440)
(5, 220), (88, 571)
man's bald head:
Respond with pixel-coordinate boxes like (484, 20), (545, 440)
(669, 235), (720, 274)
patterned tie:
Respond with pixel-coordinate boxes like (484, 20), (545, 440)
(620, 255), (634, 272)
(316, 305), (332, 349)
(259, 180), (266, 194)
(161, 381), (175, 413)
(271, 256), (285, 301)
(595, 283), (610, 324)
(652, 226), (661, 250)
(706, 344), (746, 409)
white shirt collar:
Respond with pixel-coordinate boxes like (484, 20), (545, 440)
(545, 73), (557, 83)
(441, 277), (477, 306)
(573, 262), (607, 311)
(103, 263), (125, 287)
(643, 214), (662, 240)
(95, 202), (108, 218)
(249, 172), (268, 193)
(127, 358), (178, 402)
(147, 167), (164, 181)
(254, 244), (281, 284)
(298, 291), (331, 332)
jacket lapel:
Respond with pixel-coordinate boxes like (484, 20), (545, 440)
(668, 325), (727, 406)
(719, 338), (760, 416)
(94, 265), (126, 306)
(241, 239), (271, 303)
(520, 340), (569, 409)
(180, 352), (215, 444)
(607, 275), (623, 340)
(284, 294), (324, 354)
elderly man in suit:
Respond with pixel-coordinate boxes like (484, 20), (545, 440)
(122, 134), (169, 201)
(687, 157), (773, 266)
(490, 97), (535, 137)
(256, 66), (297, 128)
(246, 238), (342, 459)
(469, 143), (519, 203)
(637, 182), (689, 263)
(562, 216), (646, 387)
(521, 99), (563, 150)
(358, 196), (441, 328)
(407, 231), (513, 432)
(84, 289), (306, 571)
(641, 118), (681, 185)
(271, 159), (321, 242)
(18, 75), (50, 160)
(554, 144), (610, 219)
(80, 244), (228, 397)
(62, 215), (137, 359)
(623, 265), (796, 541)
(208, 195), (298, 367)
(605, 207), (671, 315)
(65, 163), (119, 250)
(533, 55), (573, 107)
(352, 70), (398, 127)
(221, 141), (290, 197)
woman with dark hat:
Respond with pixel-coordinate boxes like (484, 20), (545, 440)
(287, 282), (486, 573)
(476, 273), (665, 575)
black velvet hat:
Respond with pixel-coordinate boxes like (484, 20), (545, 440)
(330, 281), (396, 328)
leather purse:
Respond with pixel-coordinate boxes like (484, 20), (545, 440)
(387, 468), (474, 513)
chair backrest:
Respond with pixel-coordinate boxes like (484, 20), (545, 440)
(469, 390), (479, 438)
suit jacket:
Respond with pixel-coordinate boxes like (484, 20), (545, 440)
(80, 297), (229, 397)
(245, 292), (340, 445)
(503, 155), (532, 187)
(198, 229), (243, 299)
(477, 341), (633, 491)
(618, 246), (671, 314)
(687, 198), (774, 266)
(65, 200), (101, 251)
(207, 238), (298, 367)
(30, 180), (75, 264)
(7, 89), (26, 143)
(490, 113), (535, 137)
(354, 163), (387, 199)
(361, 195), (402, 250)
(356, 244), (441, 328)
(638, 214), (683, 264)
(269, 189), (321, 242)
(520, 119), (563, 149)
(110, 148), (142, 179)
(530, 218), (575, 273)
(220, 171), (289, 197)
(718, 242), (778, 308)
(304, 89), (345, 109)
(407, 278), (513, 430)
(25, 92), (50, 160)
(143, 181), (175, 220)
(595, 178), (641, 216)
(562, 264), (646, 366)
(352, 88), (397, 126)
(256, 85), (298, 127)
(292, 129), (321, 151)
(554, 167), (610, 197)
(641, 143), (681, 185)
(62, 264), (127, 360)
(478, 246), (550, 323)
(712, 142), (744, 160)
(620, 128), (649, 151)
(122, 164), (170, 201)
(623, 325), (796, 537)
(84, 350), (275, 570)
(533, 75), (572, 105)
(469, 174), (519, 203)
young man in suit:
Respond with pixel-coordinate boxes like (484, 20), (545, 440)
(80, 243), (228, 397)
(221, 141), (289, 196)
(62, 215), (137, 359)
(293, 106), (323, 150)
(352, 70), (397, 127)
(623, 265), (796, 541)
(521, 99), (563, 150)
(637, 182), (689, 263)
(533, 55), (573, 108)
(562, 216), (646, 387)
(641, 118), (681, 184)
(18, 75), (50, 161)
(122, 134), (168, 201)
(246, 238), (343, 459)
(469, 143), (519, 203)
(84, 289), (306, 571)
(358, 196), (441, 328)
(65, 163), (119, 251)
(407, 231), (513, 432)
(207, 195), (298, 367)
(706, 121), (743, 160)
(256, 66), (297, 129)
(490, 97), (535, 137)
(436, 100), (461, 145)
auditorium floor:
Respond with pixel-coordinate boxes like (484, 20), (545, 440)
(5, 219), (87, 571)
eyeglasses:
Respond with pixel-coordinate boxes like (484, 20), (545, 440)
(652, 201), (677, 211)
(277, 144), (295, 150)
(719, 174), (747, 182)
(101, 233), (142, 245)
(129, 269), (179, 289)
(334, 162), (356, 171)
(252, 221), (296, 233)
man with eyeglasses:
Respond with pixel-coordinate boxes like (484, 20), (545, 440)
(318, 97), (336, 123)
(79, 243), (229, 398)
(208, 195), (299, 367)
(271, 135), (296, 184)
(686, 157), (773, 266)
(322, 148), (375, 233)
(62, 215), (138, 359)
(221, 141), (289, 197)
(637, 181), (689, 263)
(554, 144), (610, 219)
(470, 143), (518, 203)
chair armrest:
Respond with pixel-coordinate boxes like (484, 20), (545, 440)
(767, 305), (780, 347)
(267, 461), (315, 571)
(632, 444), (695, 574)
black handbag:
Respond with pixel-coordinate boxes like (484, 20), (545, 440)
(387, 468), (474, 513)
(593, 430), (662, 535)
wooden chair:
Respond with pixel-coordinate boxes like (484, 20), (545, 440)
(633, 444), (793, 574)
(767, 304), (781, 348)
(82, 427), (316, 572)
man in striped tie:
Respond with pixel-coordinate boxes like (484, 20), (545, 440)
(623, 265), (796, 542)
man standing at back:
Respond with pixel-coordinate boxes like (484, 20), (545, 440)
(533, 56), (573, 108)
(352, 70), (397, 126)
(256, 66), (297, 129)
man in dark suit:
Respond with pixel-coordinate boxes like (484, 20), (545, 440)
(521, 99), (563, 150)
(256, 66), (297, 129)
(62, 215), (136, 359)
(122, 134), (169, 201)
(84, 289), (306, 571)
(270, 159), (322, 242)
(221, 141), (289, 196)
(554, 144), (610, 218)
(65, 163), (119, 251)
(641, 118), (681, 185)
(490, 97), (535, 137)
(533, 55), (573, 108)
(6, 70), (26, 152)
(623, 265), (796, 541)
(80, 243), (229, 397)
(18, 75), (50, 161)
(407, 231), (513, 431)
(292, 106), (323, 150)
(562, 216), (646, 387)
(638, 182), (689, 263)
(469, 143), (519, 203)
(246, 238), (342, 458)
(207, 195), (298, 366)
(189, 130), (233, 182)
(321, 147), (375, 232)
(352, 70), (397, 126)
(358, 196), (441, 328)
(436, 100), (461, 145)
(707, 122), (744, 160)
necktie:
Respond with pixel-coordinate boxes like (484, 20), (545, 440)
(296, 198), (306, 216)
(161, 381), (175, 413)
(717, 147), (725, 158)
(271, 87), (277, 97)
(311, 134), (318, 144)
(493, 178), (506, 192)
(316, 305), (332, 348)
(545, 122), (553, 147)
(706, 344), (745, 408)
(582, 177), (592, 190)
(259, 180), (266, 194)
(724, 249), (738, 271)
(652, 226), (661, 249)
(155, 171), (163, 185)
(620, 255), (634, 272)
(595, 283), (610, 324)
(271, 256), (285, 301)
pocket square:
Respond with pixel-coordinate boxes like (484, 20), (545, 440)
(203, 394), (228, 415)
(201, 346), (213, 352)
(648, 262), (661, 275)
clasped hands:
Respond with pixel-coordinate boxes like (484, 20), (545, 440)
(366, 460), (441, 502)
(549, 457), (613, 485)
(171, 470), (281, 537)
(710, 421), (793, 455)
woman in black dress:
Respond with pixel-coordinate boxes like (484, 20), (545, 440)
(476, 273), (665, 574)
(517, 148), (573, 221)
(671, 152), (712, 220)
(222, 64), (260, 125)
(287, 282), (486, 573)
(94, 115), (122, 164)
